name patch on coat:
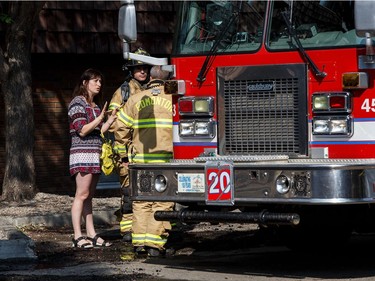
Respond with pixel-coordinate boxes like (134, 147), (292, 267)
(135, 96), (172, 112)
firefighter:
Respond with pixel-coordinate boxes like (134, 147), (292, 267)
(108, 47), (151, 112)
(109, 47), (152, 242)
(113, 65), (174, 257)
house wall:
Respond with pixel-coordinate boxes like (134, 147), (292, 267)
(0, 1), (176, 195)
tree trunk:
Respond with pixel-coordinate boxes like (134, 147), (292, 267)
(0, 2), (45, 201)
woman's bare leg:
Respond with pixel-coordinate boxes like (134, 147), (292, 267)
(71, 172), (92, 241)
(85, 173), (100, 238)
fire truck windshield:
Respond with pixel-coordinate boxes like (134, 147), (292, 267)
(269, 1), (358, 49)
(174, 1), (266, 55)
(174, 0), (364, 56)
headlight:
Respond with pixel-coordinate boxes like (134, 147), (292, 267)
(195, 121), (210, 135)
(312, 116), (352, 136)
(313, 119), (330, 134)
(179, 121), (195, 136)
(276, 175), (290, 194)
(179, 119), (215, 138)
(154, 175), (168, 193)
(330, 119), (348, 134)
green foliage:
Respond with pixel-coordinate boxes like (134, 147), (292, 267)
(0, 13), (13, 24)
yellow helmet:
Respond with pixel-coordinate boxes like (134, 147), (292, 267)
(126, 47), (151, 67)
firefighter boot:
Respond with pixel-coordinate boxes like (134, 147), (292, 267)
(120, 186), (133, 242)
(122, 231), (132, 242)
(146, 246), (175, 257)
(146, 247), (164, 257)
(134, 246), (148, 257)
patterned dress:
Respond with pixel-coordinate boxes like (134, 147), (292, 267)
(68, 96), (103, 176)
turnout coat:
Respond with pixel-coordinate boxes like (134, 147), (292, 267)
(114, 79), (173, 163)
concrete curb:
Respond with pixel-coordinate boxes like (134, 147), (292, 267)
(0, 209), (118, 261)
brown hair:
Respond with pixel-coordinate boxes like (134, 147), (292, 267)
(73, 68), (104, 104)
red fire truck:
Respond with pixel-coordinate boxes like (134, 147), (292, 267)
(118, 0), (375, 247)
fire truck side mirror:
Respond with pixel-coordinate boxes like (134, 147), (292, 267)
(118, 0), (137, 43)
(355, 1), (375, 37)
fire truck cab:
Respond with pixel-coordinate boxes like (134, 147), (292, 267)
(118, 0), (375, 248)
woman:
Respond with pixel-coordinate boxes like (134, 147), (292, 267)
(68, 68), (116, 249)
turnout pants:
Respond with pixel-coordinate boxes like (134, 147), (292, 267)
(132, 201), (174, 250)
(118, 165), (133, 234)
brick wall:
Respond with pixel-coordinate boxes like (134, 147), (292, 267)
(0, 1), (176, 195)
(33, 1), (176, 55)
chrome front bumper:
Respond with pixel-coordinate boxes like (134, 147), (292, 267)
(129, 157), (375, 206)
